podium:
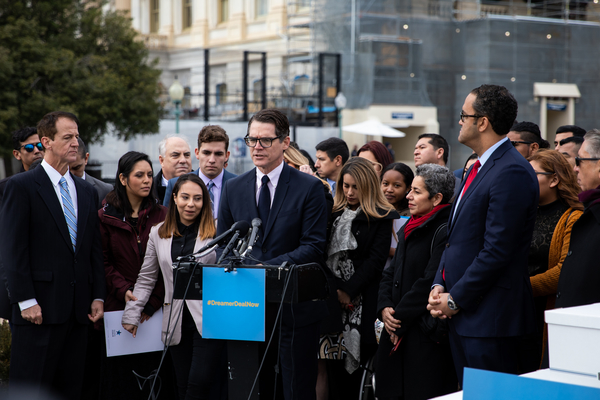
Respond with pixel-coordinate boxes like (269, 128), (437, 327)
(174, 260), (328, 399)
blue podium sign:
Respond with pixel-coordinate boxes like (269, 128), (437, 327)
(202, 267), (265, 341)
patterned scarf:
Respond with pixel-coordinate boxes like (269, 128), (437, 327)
(327, 207), (362, 373)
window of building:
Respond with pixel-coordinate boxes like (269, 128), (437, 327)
(219, 0), (229, 23)
(256, 0), (268, 17)
(216, 83), (227, 105)
(183, 0), (192, 29)
(150, 0), (160, 33)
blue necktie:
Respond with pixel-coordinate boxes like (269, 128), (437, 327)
(207, 181), (215, 213)
(59, 177), (77, 251)
(258, 175), (271, 226)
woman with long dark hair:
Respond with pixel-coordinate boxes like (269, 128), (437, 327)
(319, 157), (398, 398)
(122, 174), (226, 400)
(375, 164), (457, 400)
(96, 151), (170, 399)
(519, 150), (583, 371)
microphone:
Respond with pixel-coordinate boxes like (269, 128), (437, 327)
(203, 221), (250, 250)
(241, 218), (262, 257)
(217, 221), (250, 264)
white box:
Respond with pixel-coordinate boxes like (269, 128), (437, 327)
(546, 303), (600, 377)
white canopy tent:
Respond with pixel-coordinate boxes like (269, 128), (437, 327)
(342, 119), (407, 137)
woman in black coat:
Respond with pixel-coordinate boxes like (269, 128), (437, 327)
(319, 157), (398, 399)
(375, 164), (458, 400)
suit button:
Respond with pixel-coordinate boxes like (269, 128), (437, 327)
(394, 281), (399, 288)
(567, 251), (572, 256)
(262, 248), (267, 253)
(556, 292), (561, 298)
(446, 243), (450, 248)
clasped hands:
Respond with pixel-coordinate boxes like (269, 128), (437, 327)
(427, 285), (459, 319)
(21, 299), (104, 325)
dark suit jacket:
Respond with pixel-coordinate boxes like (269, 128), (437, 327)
(85, 172), (113, 209)
(433, 139), (538, 337)
(217, 163), (328, 326)
(0, 166), (106, 325)
(154, 169), (166, 205)
(163, 168), (237, 208)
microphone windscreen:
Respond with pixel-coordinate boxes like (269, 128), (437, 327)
(232, 220), (250, 236)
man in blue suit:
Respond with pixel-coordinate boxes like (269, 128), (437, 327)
(163, 125), (236, 218)
(428, 85), (538, 384)
(218, 109), (328, 400)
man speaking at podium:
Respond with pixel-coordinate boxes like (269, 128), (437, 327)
(218, 109), (328, 399)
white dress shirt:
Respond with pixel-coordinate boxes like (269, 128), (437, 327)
(255, 161), (284, 207)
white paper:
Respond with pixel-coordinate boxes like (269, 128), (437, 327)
(103, 309), (164, 357)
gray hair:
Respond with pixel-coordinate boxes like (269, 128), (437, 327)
(158, 135), (190, 157)
(415, 163), (456, 204)
(583, 129), (600, 158)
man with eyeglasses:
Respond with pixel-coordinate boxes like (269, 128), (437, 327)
(555, 129), (600, 310)
(427, 84), (538, 385)
(507, 121), (548, 159)
(0, 127), (44, 208)
(218, 109), (328, 400)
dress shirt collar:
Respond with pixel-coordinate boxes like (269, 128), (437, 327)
(161, 174), (168, 187)
(478, 136), (509, 168)
(41, 159), (74, 187)
(199, 169), (224, 188)
(256, 161), (284, 189)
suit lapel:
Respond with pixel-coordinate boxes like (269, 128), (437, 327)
(450, 141), (511, 229)
(243, 169), (260, 224)
(263, 165), (290, 240)
(73, 175), (89, 254)
(35, 167), (73, 252)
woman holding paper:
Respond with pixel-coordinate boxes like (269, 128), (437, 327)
(95, 151), (170, 399)
(122, 173), (226, 400)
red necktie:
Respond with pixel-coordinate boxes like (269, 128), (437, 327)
(460, 160), (480, 199)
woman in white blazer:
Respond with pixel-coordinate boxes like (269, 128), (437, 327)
(122, 173), (226, 400)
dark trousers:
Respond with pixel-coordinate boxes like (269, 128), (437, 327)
(448, 322), (520, 387)
(169, 307), (227, 400)
(9, 317), (87, 400)
(279, 321), (321, 400)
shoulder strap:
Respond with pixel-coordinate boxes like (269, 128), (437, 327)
(431, 223), (448, 257)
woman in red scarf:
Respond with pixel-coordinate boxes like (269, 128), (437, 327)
(375, 163), (458, 400)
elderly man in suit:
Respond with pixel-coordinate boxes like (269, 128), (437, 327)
(154, 135), (192, 203)
(428, 85), (538, 385)
(163, 125), (236, 219)
(69, 137), (113, 209)
(218, 109), (328, 400)
(0, 111), (106, 399)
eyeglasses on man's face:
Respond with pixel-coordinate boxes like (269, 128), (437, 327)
(19, 142), (44, 153)
(244, 135), (282, 148)
(511, 141), (533, 147)
(460, 112), (483, 123)
(575, 157), (600, 167)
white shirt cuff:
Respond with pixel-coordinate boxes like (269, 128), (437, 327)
(19, 298), (38, 311)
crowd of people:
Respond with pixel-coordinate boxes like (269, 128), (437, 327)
(0, 84), (599, 400)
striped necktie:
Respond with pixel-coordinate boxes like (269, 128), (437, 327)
(207, 181), (215, 213)
(59, 177), (77, 251)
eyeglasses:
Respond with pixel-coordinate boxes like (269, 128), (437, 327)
(511, 141), (533, 147)
(19, 142), (44, 153)
(535, 171), (554, 176)
(244, 135), (282, 148)
(575, 157), (600, 167)
(460, 112), (483, 122)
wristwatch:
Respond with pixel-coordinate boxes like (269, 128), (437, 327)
(447, 294), (460, 311)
